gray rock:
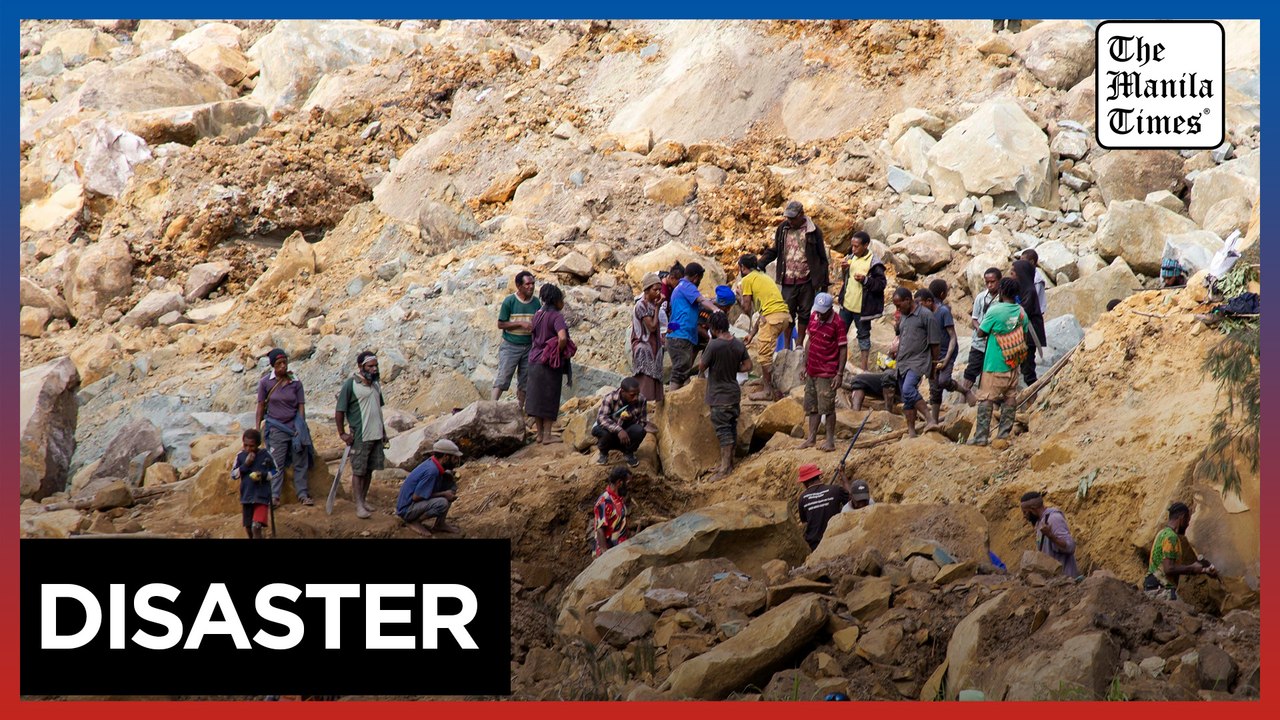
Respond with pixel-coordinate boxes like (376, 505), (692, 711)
(894, 231), (953, 273)
(122, 290), (185, 328)
(1051, 130), (1089, 160)
(1033, 240), (1077, 281)
(662, 210), (687, 236)
(375, 258), (403, 280)
(183, 261), (230, 301)
(92, 418), (164, 485)
(888, 166), (931, 195)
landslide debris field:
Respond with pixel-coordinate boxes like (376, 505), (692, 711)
(19, 19), (1260, 701)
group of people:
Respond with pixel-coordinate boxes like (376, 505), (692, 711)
(221, 203), (1230, 616)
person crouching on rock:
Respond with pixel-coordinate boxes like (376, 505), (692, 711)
(232, 428), (279, 539)
(395, 439), (464, 538)
(700, 311), (751, 481)
(592, 466), (632, 558)
(594, 377), (647, 468)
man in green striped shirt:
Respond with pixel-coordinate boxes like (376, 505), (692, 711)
(336, 351), (386, 519)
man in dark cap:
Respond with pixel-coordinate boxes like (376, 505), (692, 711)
(841, 479), (875, 512)
(762, 200), (830, 349)
(335, 350), (387, 519)
(796, 463), (848, 551)
(256, 348), (313, 507)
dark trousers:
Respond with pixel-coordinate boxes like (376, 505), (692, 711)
(669, 338), (696, 386)
(1019, 313), (1047, 386)
(963, 343), (986, 383)
(598, 423), (645, 454)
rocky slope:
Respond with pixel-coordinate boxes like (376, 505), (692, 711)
(18, 19), (1260, 701)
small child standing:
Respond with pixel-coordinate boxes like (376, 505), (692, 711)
(232, 428), (279, 539)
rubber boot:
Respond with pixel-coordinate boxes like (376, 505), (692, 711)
(996, 404), (1018, 439)
(969, 403), (992, 446)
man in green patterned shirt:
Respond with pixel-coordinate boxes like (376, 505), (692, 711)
(1144, 501), (1218, 600)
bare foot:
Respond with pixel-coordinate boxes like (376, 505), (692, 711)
(405, 522), (433, 538)
(799, 439), (816, 449)
(820, 441), (836, 452)
(540, 436), (564, 445)
(432, 521), (463, 535)
(922, 423), (941, 434)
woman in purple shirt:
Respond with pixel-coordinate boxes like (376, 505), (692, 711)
(256, 348), (313, 506)
(524, 284), (571, 445)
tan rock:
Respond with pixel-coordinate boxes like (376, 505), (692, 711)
(1202, 196), (1253, 239)
(856, 624), (904, 663)
(1188, 151), (1259, 225)
(1012, 20), (1095, 90)
(245, 231), (316, 299)
(655, 379), (725, 482)
(64, 237), (133, 322)
(934, 561), (977, 584)
(143, 462), (178, 487)
(663, 594), (827, 699)
(648, 139), (687, 166)
(616, 127), (652, 154)
(405, 368), (483, 417)
(22, 508), (86, 538)
(751, 396), (804, 443)
(843, 576), (893, 621)
(42, 28), (119, 61)
(20, 182), (83, 232)
(1093, 151), (1185, 205)
(478, 162), (538, 204)
(886, 108), (945, 144)
(977, 34), (1014, 56)
(644, 176), (697, 206)
(833, 626), (861, 653)
(1095, 201), (1199, 275)
(807, 503), (991, 569)
(927, 100), (1054, 210)
(19, 277), (71, 319)
(624, 240), (727, 295)
(185, 44), (255, 86)
(20, 307), (51, 337)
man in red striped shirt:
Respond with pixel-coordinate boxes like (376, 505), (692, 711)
(592, 466), (632, 557)
(802, 292), (848, 451)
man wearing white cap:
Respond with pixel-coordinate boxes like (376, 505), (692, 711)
(802, 292), (847, 452)
(395, 438), (464, 537)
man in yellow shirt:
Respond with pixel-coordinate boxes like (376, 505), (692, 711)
(738, 254), (792, 401)
(836, 231), (887, 371)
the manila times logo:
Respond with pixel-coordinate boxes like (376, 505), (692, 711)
(1096, 20), (1225, 150)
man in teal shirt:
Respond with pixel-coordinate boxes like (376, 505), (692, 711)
(970, 278), (1041, 445)
(492, 271), (540, 413)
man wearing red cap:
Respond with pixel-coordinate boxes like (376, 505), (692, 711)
(796, 463), (850, 551)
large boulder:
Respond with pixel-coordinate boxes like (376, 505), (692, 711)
(662, 594), (828, 699)
(1093, 151), (1185, 205)
(655, 379), (730, 483)
(64, 237), (133, 322)
(925, 100), (1055, 209)
(1038, 314), (1084, 374)
(599, 557), (740, 615)
(19, 357), (80, 500)
(624, 240), (726, 294)
(558, 500), (808, 636)
(1045, 258), (1141, 326)
(1163, 231), (1226, 276)
(1188, 151), (1260, 225)
(1013, 20), (1095, 90)
(1002, 633), (1120, 700)
(1095, 200), (1200, 275)
(892, 126), (937, 178)
(184, 261), (231, 302)
(91, 418), (165, 486)
(1201, 196), (1254, 239)
(42, 28), (119, 62)
(248, 20), (419, 117)
(405, 368), (483, 418)
(120, 98), (268, 146)
(72, 49), (234, 114)
(894, 231), (953, 274)
(186, 445), (325, 516)
(1032, 240), (1078, 281)
(386, 401), (524, 469)
(805, 503), (991, 569)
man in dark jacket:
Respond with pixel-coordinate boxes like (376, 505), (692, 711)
(837, 231), (887, 371)
(762, 200), (830, 349)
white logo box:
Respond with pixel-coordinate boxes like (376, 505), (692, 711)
(1095, 20), (1225, 150)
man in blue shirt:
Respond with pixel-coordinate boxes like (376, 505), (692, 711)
(396, 438), (464, 537)
(667, 262), (721, 391)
